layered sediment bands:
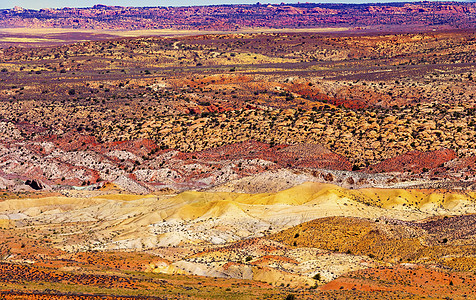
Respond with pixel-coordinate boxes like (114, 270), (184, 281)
(1, 182), (475, 252)
(0, 182), (475, 297)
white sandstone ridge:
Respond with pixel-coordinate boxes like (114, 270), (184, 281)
(0, 182), (475, 252)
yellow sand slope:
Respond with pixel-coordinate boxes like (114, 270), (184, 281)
(166, 182), (476, 221)
(1, 182), (475, 252)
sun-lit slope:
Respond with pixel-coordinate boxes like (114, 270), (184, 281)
(1, 182), (476, 252)
(2, 183), (476, 226)
(271, 216), (425, 263)
(270, 215), (476, 269)
(349, 188), (476, 210)
(0, 217), (13, 228)
(102, 183), (476, 250)
(194, 181), (476, 210)
(171, 182), (337, 207)
(166, 182), (476, 221)
(0, 196), (105, 212)
(2, 182), (475, 226)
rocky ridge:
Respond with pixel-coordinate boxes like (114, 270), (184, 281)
(1, 2), (475, 31)
(0, 119), (475, 194)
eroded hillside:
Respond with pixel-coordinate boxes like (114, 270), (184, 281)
(0, 183), (476, 298)
(0, 30), (475, 171)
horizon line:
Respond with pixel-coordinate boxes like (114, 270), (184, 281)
(2, 0), (471, 11)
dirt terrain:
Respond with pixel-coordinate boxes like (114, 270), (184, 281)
(0, 30), (475, 176)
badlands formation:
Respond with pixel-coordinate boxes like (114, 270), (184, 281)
(1, 180), (476, 298)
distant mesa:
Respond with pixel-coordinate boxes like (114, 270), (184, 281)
(1, 2), (476, 31)
(92, 4), (123, 9)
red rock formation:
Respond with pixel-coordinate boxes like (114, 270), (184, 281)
(364, 148), (457, 173)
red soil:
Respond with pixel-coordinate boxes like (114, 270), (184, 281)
(321, 265), (476, 299)
(364, 148), (457, 173)
(0, 262), (137, 289)
(0, 291), (162, 300)
(179, 141), (352, 171)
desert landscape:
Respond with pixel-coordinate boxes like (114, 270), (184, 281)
(0, 1), (476, 299)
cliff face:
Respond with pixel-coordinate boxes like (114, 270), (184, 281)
(0, 2), (475, 30)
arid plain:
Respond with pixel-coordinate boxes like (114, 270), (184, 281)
(1, 2), (476, 299)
